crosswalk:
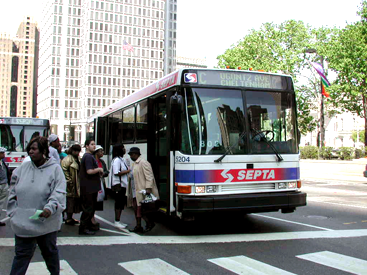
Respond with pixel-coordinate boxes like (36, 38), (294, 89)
(208, 256), (296, 275)
(26, 250), (367, 275)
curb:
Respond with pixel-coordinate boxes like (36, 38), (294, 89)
(301, 159), (367, 165)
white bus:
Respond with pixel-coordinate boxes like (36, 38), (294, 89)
(0, 117), (50, 170)
(89, 68), (306, 219)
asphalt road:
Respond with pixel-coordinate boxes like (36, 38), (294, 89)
(1, 160), (367, 274)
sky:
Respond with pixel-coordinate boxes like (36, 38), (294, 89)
(0, 0), (363, 68)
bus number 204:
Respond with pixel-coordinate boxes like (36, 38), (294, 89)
(175, 156), (190, 163)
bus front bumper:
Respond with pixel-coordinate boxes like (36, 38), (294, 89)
(177, 191), (307, 214)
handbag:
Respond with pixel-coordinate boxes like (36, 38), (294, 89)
(140, 194), (157, 214)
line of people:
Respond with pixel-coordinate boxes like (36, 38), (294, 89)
(1, 134), (159, 274)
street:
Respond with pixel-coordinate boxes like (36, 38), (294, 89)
(1, 159), (367, 275)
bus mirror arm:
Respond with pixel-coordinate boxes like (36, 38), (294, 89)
(170, 93), (183, 113)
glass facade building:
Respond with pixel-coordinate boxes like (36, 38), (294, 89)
(38, 0), (177, 142)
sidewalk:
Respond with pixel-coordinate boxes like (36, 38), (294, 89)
(300, 158), (367, 183)
(301, 158), (367, 165)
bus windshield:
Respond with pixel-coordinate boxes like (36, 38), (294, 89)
(0, 125), (49, 152)
(180, 88), (298, 155)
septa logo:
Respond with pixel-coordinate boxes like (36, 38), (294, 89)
(184, 73), (197, 83)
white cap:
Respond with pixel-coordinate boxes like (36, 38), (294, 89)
(48, 134), (59, 143)
(95, 145), (103, 152)
(0, 147), (6, 153)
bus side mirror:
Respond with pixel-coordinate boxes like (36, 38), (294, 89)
(170, 93), (183, 113)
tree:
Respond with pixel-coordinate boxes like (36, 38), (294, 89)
(351, 130), (365, 144)
(216, 20), (321, 134)
(323, 1), (367, 145)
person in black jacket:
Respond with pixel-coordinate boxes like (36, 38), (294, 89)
(0, 147), (11, 226)
(78, 140), (103, 235)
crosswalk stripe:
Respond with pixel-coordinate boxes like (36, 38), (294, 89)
(119, 258), (189, 275)
(26, 260), (77, 275)
(297, 251), (367, 275)
(208, 256), (297, 275)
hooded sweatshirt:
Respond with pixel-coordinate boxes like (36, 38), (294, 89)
(7, 157), (66, 237)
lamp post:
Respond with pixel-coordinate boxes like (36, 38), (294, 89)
(305, 48), (325, 148)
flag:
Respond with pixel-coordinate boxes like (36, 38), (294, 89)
(321, 83), (330, 98)
(310, 62), (331, 98)
(310, 62), (331, 87)
(122, 40), (134, 52)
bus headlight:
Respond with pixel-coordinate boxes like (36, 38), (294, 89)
(206, 185), (218, 193)
(278, 182), (287, 189)
(288, 182), (297, 189)
(195, 186), (205, 193)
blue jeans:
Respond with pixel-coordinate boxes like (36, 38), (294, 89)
(10, 231), (60, 275)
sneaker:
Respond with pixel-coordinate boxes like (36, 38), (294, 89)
(114, 221), (127, 229)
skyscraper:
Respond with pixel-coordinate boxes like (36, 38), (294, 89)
(0, 17), (39, 117)
(38, 0), (177, 142)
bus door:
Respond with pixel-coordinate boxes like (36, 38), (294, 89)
(149, 94), (169, 208)
(96, 117), (110, 165)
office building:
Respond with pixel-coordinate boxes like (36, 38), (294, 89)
(176, 56), (207, 69)
(38, 0), (177, 142)
(0, 17), (39, 117)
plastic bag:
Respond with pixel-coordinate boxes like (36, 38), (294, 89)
(97, 179), (105, 202)
(139, 190), (158, 202)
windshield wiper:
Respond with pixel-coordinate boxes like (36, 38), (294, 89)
(252, 128), (283, 162)
(214, 130), (247, 163)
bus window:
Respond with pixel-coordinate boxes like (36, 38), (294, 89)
(123, 106), (135, 143)
(181, 88), (245, 155)
(136, 100), (148, 142)
(24, 126), (48, 148)
(0, 125), (23, 152)
(109, 110), (123, 145)
(246, 91), (297, 154)
(181, 89), (200, 154)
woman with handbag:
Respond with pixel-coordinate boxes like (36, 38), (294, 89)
(108, 144), (130, 229)
(127, 147), (159, 233)
(61, 144), (82, 226)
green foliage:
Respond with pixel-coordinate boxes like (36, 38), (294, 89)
(323, 1), (367, 145)
(337, 147), (354, 160)
(354, 148), (364, 159)
(300, 146), (319, 159)
(351, 130), (365, 143)
(217, 20), (311, 79)
(320, 147), (333, 160)
(216, 20), (326, 135)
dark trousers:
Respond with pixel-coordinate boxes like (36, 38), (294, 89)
(80, 192), (97, 230)
(10, 231), (59, 275)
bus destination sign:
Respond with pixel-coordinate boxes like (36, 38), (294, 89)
(197, 71), (285, 90)
(0, 118), (49, 126)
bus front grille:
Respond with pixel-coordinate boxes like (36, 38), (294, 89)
(221, 183), (276, 192)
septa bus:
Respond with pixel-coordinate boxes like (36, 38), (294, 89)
(88, 68), (306, 219)
(0, 117), (50, 171)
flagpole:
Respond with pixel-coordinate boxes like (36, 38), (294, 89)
(320, 56), (325, 148)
